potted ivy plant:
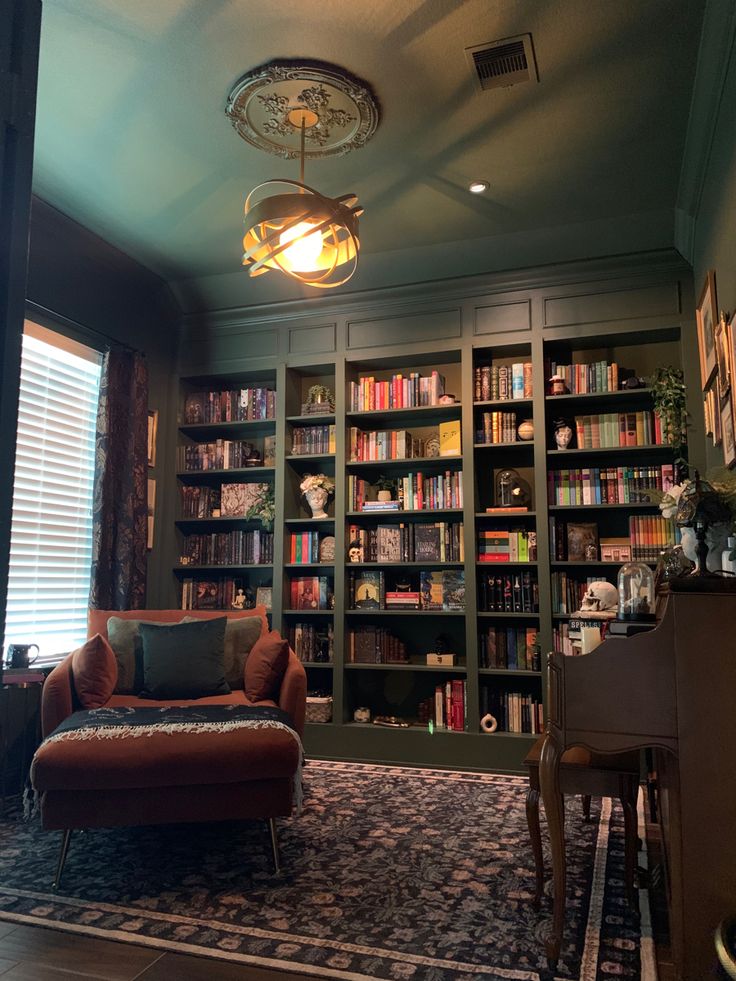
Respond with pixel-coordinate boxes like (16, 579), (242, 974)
(650, 366), (689, 475)
(375, 475), (396, 502)
(245, 484), (275, 531)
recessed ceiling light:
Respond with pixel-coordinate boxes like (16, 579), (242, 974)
(468, 180), (489, 194)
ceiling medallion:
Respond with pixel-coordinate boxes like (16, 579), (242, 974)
(225, 60), (380, 159)
(227, 61), (378, 289)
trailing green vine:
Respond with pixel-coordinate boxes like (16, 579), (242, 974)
(245, 484), (275, 531)
(650, 365), (689, 467)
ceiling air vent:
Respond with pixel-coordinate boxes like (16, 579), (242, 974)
(465, 34), (538, 92)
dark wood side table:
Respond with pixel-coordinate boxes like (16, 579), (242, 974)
(0, 676), (44, 814)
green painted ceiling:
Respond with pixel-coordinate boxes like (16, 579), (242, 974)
(33, 0), (706, 306)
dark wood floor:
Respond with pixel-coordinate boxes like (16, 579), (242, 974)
(0, 923), (311, 980)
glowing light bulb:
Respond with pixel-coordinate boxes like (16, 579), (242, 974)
(279, 221), (323, 271)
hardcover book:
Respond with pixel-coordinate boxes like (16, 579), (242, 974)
(566, 522), (599, 562)
(413, 524), (442, 561)
(420, 570), (444, 609)
(352, 570), (383, 609)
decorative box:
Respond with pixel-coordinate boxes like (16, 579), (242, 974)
(305, 694), (333, 723)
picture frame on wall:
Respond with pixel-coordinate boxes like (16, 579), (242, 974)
(147, 410), (158, 467)
(147, 478), (156, 549)
(721, 400), (736, 467)
(713, 379), (723, 446)
(703, 390), (714, 438)
(715, 310), (731, 400)
(696, 270), (718, 389)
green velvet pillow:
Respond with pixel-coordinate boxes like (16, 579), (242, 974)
(107, 616), (185, 694)
(182, 614), (262, 690)
(138, 617), (230, 700)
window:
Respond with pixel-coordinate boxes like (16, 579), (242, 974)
(4, 322), (102, 663)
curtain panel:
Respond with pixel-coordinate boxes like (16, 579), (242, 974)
(89, 348), (148, 610)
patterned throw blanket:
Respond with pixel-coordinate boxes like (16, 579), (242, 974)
(34, 704), (304, 812)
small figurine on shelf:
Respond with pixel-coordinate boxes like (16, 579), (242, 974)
(553, 418), (574, 450)
(549, 374), (568, 395)
(495, 468), (531, 509)
(300, 473), (335, 519)
(347, 539), (363, 562)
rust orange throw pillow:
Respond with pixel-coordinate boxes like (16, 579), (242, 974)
(244, 631), (289, 701)
(71, 633), (118, 709)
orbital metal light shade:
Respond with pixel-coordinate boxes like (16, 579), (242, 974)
(242, 178), (363, 289)
(227, 60), (379, 290)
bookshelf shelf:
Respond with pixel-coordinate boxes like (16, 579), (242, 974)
(476, 560), (538, 567)
(174, 563), (273, 572)
(345, 663), (467, 673)
(345, 456), (462, 470)
(179, 419), (276, 440)
(546, 388), (653, 404)
(547, 445), (669, 457)
(479, 668), (542, 677)
(284, 517), (335, 526)
(477, 611), (540, 619)
(283, 609), (334, 616)
(177, 466), (275, 484)
(286, 413), (335, 425)
(346, 405), (461, 426)
(475, 510), (537, 519)
(345, 609), (466, 617)
(347, 508), (463, 519)
(474, 398), (533, 409)
(300, 662), (334, 668)
(285, 453), (335, 463)
(284, 562), (334, 569)
(347, 561), (465, 568)
(175, 517), (264, 529)
(474, 441), (533, 450)
(548, 503), (660, 510)
(551, 560), (654, 568)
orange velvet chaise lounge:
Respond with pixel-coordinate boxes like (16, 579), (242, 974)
(31, 608), (307, 888)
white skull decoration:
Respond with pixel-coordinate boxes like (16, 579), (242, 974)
(579, 581), (618, 613)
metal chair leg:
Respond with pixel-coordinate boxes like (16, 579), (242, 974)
(268, 817), (280, 873)
(52, 829), (72, 891)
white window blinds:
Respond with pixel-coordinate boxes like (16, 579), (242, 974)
(5, 328), (102, 662)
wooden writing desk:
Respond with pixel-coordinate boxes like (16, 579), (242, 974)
(539, 585), (736, 979)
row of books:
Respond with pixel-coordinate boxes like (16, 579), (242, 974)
(478, 571), (539, 613)
(348, 569), (466, 610)
(552, 619), (613, 656)
(177, 440), (268, 472)
(180, 577), (250, 610)
(290, 424), (335, 456)
(288, 623), (333, 663)
(571, 411), (664, 449)
(551, 573), (602, 615)
(289, 531), (331, 564)
(477, 529), (537, 563)
(349, 370), (447, 411)
(180, 483), (271, 520)
(348, 471), (463, 511)
(474, 363), (533, 401)
(629, 515), (677, 562)
(348, 421), (461, 461)
(476, 411), (525, 444)
(183, 387), (276, 424)
(549, 518), (599, 561)
(180, 485), (219, 519)
(288, 576), (333, 610)
(348, 626), (409, 663)
(479, 626), (541, 671)
(428, 681), (467, 731)
(480, 688), (544, 734)
(547, 464), (676, 505)
(545, 360), (622, 394)
(348, 522), (464, 563)
(180, 530), (274, 566)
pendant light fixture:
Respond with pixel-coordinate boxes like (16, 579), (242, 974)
(226, 61), (380, 290)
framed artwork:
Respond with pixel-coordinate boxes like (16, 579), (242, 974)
(147, 478), (156, 549)
(696, 270), (718, 389)
(147, 410), (158, 467)
(713, 379), (723, 446)
(715, 311), (731, 400)
(703, 391), (713, 438)
(721, 400), (736, 467)
(256, 586), (272, 611)
(729, 312), (736, 418)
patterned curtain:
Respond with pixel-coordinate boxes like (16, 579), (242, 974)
(89, 348), (149, 610)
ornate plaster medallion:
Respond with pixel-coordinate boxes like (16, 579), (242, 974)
(226, 60), (380, 159)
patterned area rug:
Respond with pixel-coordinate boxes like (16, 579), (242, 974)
(0, 761), (653, 980)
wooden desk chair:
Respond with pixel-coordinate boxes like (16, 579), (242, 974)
(524, 735), (640, 907)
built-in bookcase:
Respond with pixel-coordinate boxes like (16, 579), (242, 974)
(172, 305), (689, 771)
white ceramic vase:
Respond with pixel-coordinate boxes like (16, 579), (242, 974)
(305, 486), (329, 519)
